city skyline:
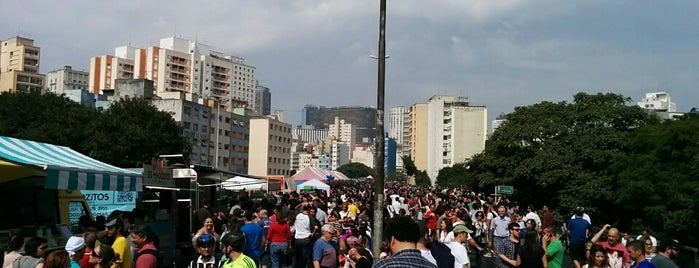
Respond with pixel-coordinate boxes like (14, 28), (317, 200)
(2, 1), (697, 127)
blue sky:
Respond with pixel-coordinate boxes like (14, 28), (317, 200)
(2, 0), (697, 128)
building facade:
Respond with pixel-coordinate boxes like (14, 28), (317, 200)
(89, 47), (136, 94)
(248, 116), (292, 176)
(426, 95), (487, 182)
(328, 116), (356, 158)
(408, 103), (428, 172)
(292, 126), (329, 144)
(46, 66), (89, 94)
(388, 106), (410, 172)
(0, 37), (45, 93)
(254, 84), (271, 116)
(302, 105), (376, 142)
(330, 140), (350, 170)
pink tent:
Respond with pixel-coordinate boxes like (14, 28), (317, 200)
(292, 167), (349, 182)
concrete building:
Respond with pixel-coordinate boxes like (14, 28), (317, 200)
(491, 113), (508, 135)
(248, 116), (292, 176)
(151, 99), (212, 168)
(0, 37), (45, 93)
(46, 66), (88, 94)
(352, 141), (374, 168)
(292, 126), (329, 144)
(388, 106), (410, 172)
(63, 89), (95, 107)
(254, 84), (271, 116)
(408, 103), (428, 172)
(302, 105), (376, 142)
(90, 37), (257, 110)
(317, 155), (331, 170)
(637, 92), (685, 120)
(114, 79), (154, 100)
(426, 95), (487, 182)
(328, 116), (356, 158)
(330, 140), (350, 170)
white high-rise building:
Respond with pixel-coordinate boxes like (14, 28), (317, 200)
(388, 106), (410, 172)
(426, 95), (487, 183)
(328, 116), (356, 158)
(46, 66), (89, 94)
(331, 140), (350, 170)
(637, 92), (676, 112)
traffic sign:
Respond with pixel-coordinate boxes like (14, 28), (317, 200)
(496, 185), (514, 195)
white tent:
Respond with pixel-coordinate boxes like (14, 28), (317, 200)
(296, 179), (330, 196)
(222, 176), (264, 191)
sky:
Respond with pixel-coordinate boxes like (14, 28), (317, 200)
(2, 0), (698, 129)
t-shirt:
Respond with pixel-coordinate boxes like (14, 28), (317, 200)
(546, 239), (564, 268)
(112, 236), (131, 268)
(312, 238), (337, 268)
(221, 254), (256, 268)
(240, 222), (263, 259)
(631, 259), (656, 268)
(598, 242), (630, 268)
(419, 249), (438, 267)
(498, 238), (520, 268)
(567, 218), (592, 244)
(447, 242), (470, 268)
(650, 254), (679, 268)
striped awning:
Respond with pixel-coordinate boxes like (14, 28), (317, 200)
(0, 136), (142, 191)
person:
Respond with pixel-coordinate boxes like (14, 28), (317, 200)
(626, 240), (655, 268)
(44, 251), (70, 268)
(105, 215), (131, 268)
(414, 220), (447, 268)
(372, 215), (437, 268)
(583, 244), (611, 268)
(266, 211), (291, 268)
(240, 211), (264, 265)
(294, 205), (313, 268)
(79, 232), (97, 268)
(523, 205), (541, 232)
(541, 205), (554, 231)
(423, 204), (438, 239)
(636, 230), (657, 254)
(568, 208), (593, 268)
(89, 245), (120, 268)
(650, 239), (680, 268)
(220, 233), (256, 268)
(130, 224), (158, 268)
(542, 226), (564, 268)
(497, 223), (521, 268)
(65, 236), (86, 268)
(591, 224), (630, 268)
(448, 225), (472, 268)
(437, 218), (453, 243)
(472, 211), (488, 263)
(213, 207), (228, 236)
(197, 201), (214, 228)
(312, 224), (337, 268)
(347, 246), (371, 268)
(490, 205), (511, 263)
(642, 238), (655, 261)
(193, 218), (222, 250)
(189, 234), (220, 268)
(516, 232), (545, 268)
(13, 236), (48, 268)
(3, 235), (24, 268)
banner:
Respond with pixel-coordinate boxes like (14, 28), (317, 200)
(81, 190), (137, 218)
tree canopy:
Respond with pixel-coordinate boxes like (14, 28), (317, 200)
(0, 92), (191, 167)
(336, 162), (373, 178)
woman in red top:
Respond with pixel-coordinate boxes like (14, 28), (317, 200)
(266, 212), (291, 268)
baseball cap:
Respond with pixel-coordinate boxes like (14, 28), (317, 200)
(657, 238), (681, 251)
(65, 236), (85, 255)
(453, 224), (473, 234)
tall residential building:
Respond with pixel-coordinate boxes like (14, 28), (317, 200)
(328, 116), (356, 158)
(248, 116), (292, 176)
(151, 98), (212, 168)
(408, 103), (428, 172)
(254, 84), (271, 116)
(0, 37), (45, 93)
(330, 140), (350, 170)
(46, 66), (89, 94)
(91, 37), (257, 109)
(302, 105), (376, 142)
(388, 106), (410, 172)
(426, 95), (487, 182)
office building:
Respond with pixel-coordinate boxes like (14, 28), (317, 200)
(328, 116), (356, 157)
(254, 84), (271, 116)
(46, 66), (89, 94)
(248, 116), (292, 176)
(292, 126), (329, 144)
(0, 37), (45, 93)
(301, 105), (376, 142)
(408, 103), (428, 172)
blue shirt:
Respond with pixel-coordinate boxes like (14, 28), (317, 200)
(491, 216), (511, 237)
(240, 222), (263, 258)
(70, 258), (81, 268)
(632, 259), (656, 268)
(312, 238), (337, 268)
(567, 217), (592, 244)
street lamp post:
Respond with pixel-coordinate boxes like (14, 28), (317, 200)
(372, 0), (387, 259)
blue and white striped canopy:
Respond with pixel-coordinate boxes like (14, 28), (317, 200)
(0, 136), (142, 191)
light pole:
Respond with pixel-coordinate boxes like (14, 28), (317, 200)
(372, 0), (387, 259)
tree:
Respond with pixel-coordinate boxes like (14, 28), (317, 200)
(414, 170), (431, 186)
(84, 97), (191, 167)
(401, 155), (418, 176)
(469, 92), (657, 221)
(610, 116), (699, 242)
(336, 162), (373, 178)
(435, 162), (474, 188)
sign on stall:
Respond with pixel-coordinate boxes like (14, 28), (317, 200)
(81, 190), (137, 218)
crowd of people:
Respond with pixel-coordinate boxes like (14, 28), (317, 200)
(3, 180), (687, 268)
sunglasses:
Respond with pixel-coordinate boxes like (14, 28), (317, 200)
(91, 251), (101, 258)
(510, 228), (521, 232)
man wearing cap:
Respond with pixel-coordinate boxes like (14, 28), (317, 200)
(65, 236), (86, 268)
(448, 225), (472, 268)
(105, 215), (131, 268)
(221, 233), (256, 268)
(650, 239), (680, 268)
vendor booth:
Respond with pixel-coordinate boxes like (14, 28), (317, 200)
(296, 179), (331, 196)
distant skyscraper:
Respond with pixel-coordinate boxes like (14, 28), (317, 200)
(255, 83), (271, 115)
(388, 106), (409, 171)
(426, 95), (487, 183)
(46, 66), (89, 94)
(301, 105), (376, 142)
(0, 37), (45, 93)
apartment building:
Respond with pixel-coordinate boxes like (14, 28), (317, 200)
(46, 66), (89, 94)
(408, 103), (428, 172)
(0, 37), (45, 93)
(248, 116), (292, 177)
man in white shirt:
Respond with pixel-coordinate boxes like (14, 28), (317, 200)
(448, 225), (472, 268)
(294, 205), (313, 268)
(523, 205), (542, 231)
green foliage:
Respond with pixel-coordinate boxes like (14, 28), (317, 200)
(386, 171), (408, 182)
(0, 92), (191, 167)
(469, 92), (657, 221)
(401, 155), (418, 176)
(436, 162), (475, 188)
(414, 170), (431, 186)
(336, 162), (373, 178)
(610, 116), (699, 241)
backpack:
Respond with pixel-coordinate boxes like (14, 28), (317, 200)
(135, 249), (176, 268)
(426, 242), (455, 268)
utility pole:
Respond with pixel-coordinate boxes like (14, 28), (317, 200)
(372, 0), (387, 258)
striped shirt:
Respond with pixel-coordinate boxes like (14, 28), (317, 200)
(372, 249), (438, 268)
